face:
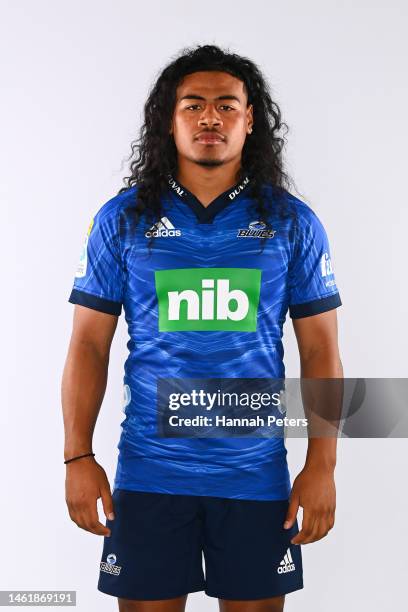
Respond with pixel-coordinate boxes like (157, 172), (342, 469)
(170, 71), (253, 168)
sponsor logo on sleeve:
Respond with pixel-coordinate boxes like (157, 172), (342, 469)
(75, 217), (94, 278)
(321, 252), (337, 287)
(320, 252), (333, 277)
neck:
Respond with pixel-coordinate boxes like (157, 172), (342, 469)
(176, 157), (242, 207)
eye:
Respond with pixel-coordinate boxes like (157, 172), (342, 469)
(219, 105), (234, 111)
(185, 104), (201, 111)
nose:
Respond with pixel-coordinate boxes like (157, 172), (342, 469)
(198, 104), (223, 128)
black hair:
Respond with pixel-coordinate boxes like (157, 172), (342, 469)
(119, 44), (297, 247)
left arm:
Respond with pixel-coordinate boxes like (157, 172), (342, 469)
(284, 308), (343, 544)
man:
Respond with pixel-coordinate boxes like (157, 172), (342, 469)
(62, 45), (342, 612)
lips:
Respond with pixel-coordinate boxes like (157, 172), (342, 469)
(196, 133), (224, 144)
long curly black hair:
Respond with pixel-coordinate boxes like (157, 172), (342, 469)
(119, 44), (297, 246)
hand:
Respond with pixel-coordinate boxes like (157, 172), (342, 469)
(283, 464), (336, 545)
(65, 457), (114, 537)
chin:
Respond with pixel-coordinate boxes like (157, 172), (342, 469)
(195, 158), (225, 168)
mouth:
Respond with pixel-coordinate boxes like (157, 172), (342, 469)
(195, 133), (225, 145)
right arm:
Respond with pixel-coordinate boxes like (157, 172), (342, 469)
(61, 304), (119, 536)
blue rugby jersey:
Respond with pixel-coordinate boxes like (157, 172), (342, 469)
(68, 176), (342, 500)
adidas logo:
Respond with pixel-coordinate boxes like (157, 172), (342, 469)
(277, 548), (295, 574)
(145, 217), (181, 238)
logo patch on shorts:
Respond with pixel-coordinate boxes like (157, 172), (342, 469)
(100, 552), (122, 576)
(277, 548), (295, 574)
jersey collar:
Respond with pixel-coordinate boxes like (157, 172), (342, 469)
(166, 173), (252, 224)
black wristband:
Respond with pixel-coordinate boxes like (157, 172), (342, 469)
(64, 452), (95, 465)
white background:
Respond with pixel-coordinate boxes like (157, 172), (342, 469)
(1, 1), (407, 610)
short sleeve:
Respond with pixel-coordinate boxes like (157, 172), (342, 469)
(288, 208), (342, 319)
(68, 200), (124, 316)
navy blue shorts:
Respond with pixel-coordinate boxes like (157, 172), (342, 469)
(97, 489), (303, 601)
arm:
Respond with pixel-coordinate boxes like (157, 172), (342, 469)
(62, 304), (119, 536)
(284, 309), (343, 544)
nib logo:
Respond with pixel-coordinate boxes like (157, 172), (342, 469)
(145, 217), (181, 238)
(155, 268), (262, 332)
(277, 548), (295, 574)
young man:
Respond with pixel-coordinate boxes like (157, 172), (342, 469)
(62, 45), (342, 612)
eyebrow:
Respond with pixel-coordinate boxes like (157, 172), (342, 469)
(179, 94), (242, 103)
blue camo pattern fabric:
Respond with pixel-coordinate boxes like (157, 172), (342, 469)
(69, 176), (341, 500)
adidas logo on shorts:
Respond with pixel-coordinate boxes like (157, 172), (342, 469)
(145, 217), (182, 238)
(100, 553), (122, 576)
(277, 548), (295, 574)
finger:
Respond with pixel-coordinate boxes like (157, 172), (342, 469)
(316, 512), (335, 538)
(100, 486), (115, 521)
(328, 513), (335, 530)
(284, 495), (300, 529)
(300, 511), (334, 544)
(291, 509), (315, 544)
(315, 510), (335, 536)
(77, 506), (111, 537)
(301, 518), (323, 544)
(292, 519), (317, 545)
(78, 514), (111, 536)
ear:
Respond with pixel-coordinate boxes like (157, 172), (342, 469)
(246, 104), (254, 133)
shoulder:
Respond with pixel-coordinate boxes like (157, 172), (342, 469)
(94, 186), (138, 225)
(270, 186), (328, 237)
(258, 182), (305, 219)
(263, 183), (320, 224)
